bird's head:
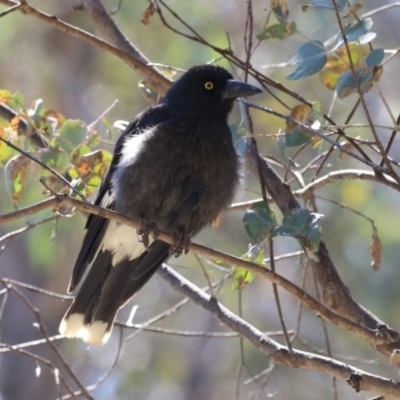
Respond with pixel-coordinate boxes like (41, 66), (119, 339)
(164, 65), (261, 116)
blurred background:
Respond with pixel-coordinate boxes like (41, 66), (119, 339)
(1, 0), (400, 399)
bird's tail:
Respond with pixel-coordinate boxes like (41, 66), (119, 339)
(60, 241), (170, 346)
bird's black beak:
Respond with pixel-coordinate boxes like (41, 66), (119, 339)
(221, 80), (262, 99)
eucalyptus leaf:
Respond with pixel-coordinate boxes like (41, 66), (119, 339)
(243, 202), (276, 243)
(333, 19), (373, 51)
(286, 41), (327, 80)
(302, 0), (346, 12)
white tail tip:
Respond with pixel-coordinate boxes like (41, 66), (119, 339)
(59, 313), (85, 337)
(82, 321), (111, 346)
(60, 314), (111, 346)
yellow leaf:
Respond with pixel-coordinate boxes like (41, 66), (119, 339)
(286, 104), (312, 132)
(11, 116), (20, 132)
(271, 0), (288, 14)
(319, 44), (371, 91)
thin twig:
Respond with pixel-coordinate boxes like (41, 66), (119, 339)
(269, 238), (292, 352)
(3, 282), (93, 399)
(331, 0), (396, 182)
(243, 100), (388, 173)
(0, 137), (86, 199)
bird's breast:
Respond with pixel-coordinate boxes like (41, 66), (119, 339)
(112, 119), (239, 234)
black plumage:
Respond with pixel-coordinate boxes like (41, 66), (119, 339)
(60, 65), (261, 345)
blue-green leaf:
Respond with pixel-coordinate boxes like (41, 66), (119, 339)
(302, 0), (346, 12)
(284, 129), (311, 147)
(257, 22), (296, 41)
(365, 48), (384, 68)
(272, 2), (289, 23)
(243, 202), (276, 244)
(333, 19), (373, 51)
(58, 120), (87, 152)
(336, 70), (373, 99)
(286, 41), (327, 80)
(273, 208), (323, 251)
(278, 137), (299, 167)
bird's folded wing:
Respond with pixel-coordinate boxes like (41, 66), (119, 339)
(68, 103), (171, 293)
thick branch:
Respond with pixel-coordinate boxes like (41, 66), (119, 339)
(1, 194), (400, 358)
(245, 140), (390, 335)
(76, 0), (171, 93)
(158, 265), (400, 399)
(0, 0), (171, 94)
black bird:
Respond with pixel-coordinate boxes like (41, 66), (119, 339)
(60, 65), (261, 345)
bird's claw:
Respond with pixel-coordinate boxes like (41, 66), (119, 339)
(137, 219), (159, 249)
(170, 231), (191, 257)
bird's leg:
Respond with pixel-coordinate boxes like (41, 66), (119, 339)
(170, 230), (191, 257)
(137, 219), (159, 248)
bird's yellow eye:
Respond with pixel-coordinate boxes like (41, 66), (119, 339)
(204, 82), (214, 90)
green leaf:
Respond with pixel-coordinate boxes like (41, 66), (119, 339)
(312, 101), (323, 122)
(243, 202), (276, 243)
(59, 119), (87, 152)
(302, 0), (346, 12)
(0, 90), (24, 110)
(271, 1), (289, 23)
(333, 19), (373, 51)
(87, 175), (102, 192)
(273, 208), (323, 251)
(138, 80), (158, 103)
(284, 129), (311, 147)
(246, 245), (265, 263)
(277, 137), (299, 167)
(39, 148), (70, 174)
(286, 41), (327, 80)
(257, 22), (296, 41)
(0, 131), (15, 166)
(365, 48), (384, 68)
(232, 246), (265, 290)
(4, 154), (29, 205)
(27, 99), (44, 122)
(232, 267), (254, 290)
(88, 131), (101, 147)
(102, 118), (116, 140)
(336, 69), (373, 99)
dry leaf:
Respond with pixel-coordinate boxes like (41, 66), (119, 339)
(370, 224), (382, 271)
(339, 141), (354, 160)
(212, 214), (222, 227)
(390, 350), (400, 365)
(10, 116), (20, 132)
(142, 1), (156, 25)
(286, 104), (312, 132)
(271, 0), (288, 13)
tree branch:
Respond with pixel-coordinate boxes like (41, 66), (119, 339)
(1, 194), (399, 358)
(0, 0), (171, 93)
(158, 264), (400, 399)
(244, 139), (396, 341)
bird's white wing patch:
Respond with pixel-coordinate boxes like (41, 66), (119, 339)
(100, 190), (114, 207)
(118, 129), (153, 168)
(101, 221), (151, 266)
